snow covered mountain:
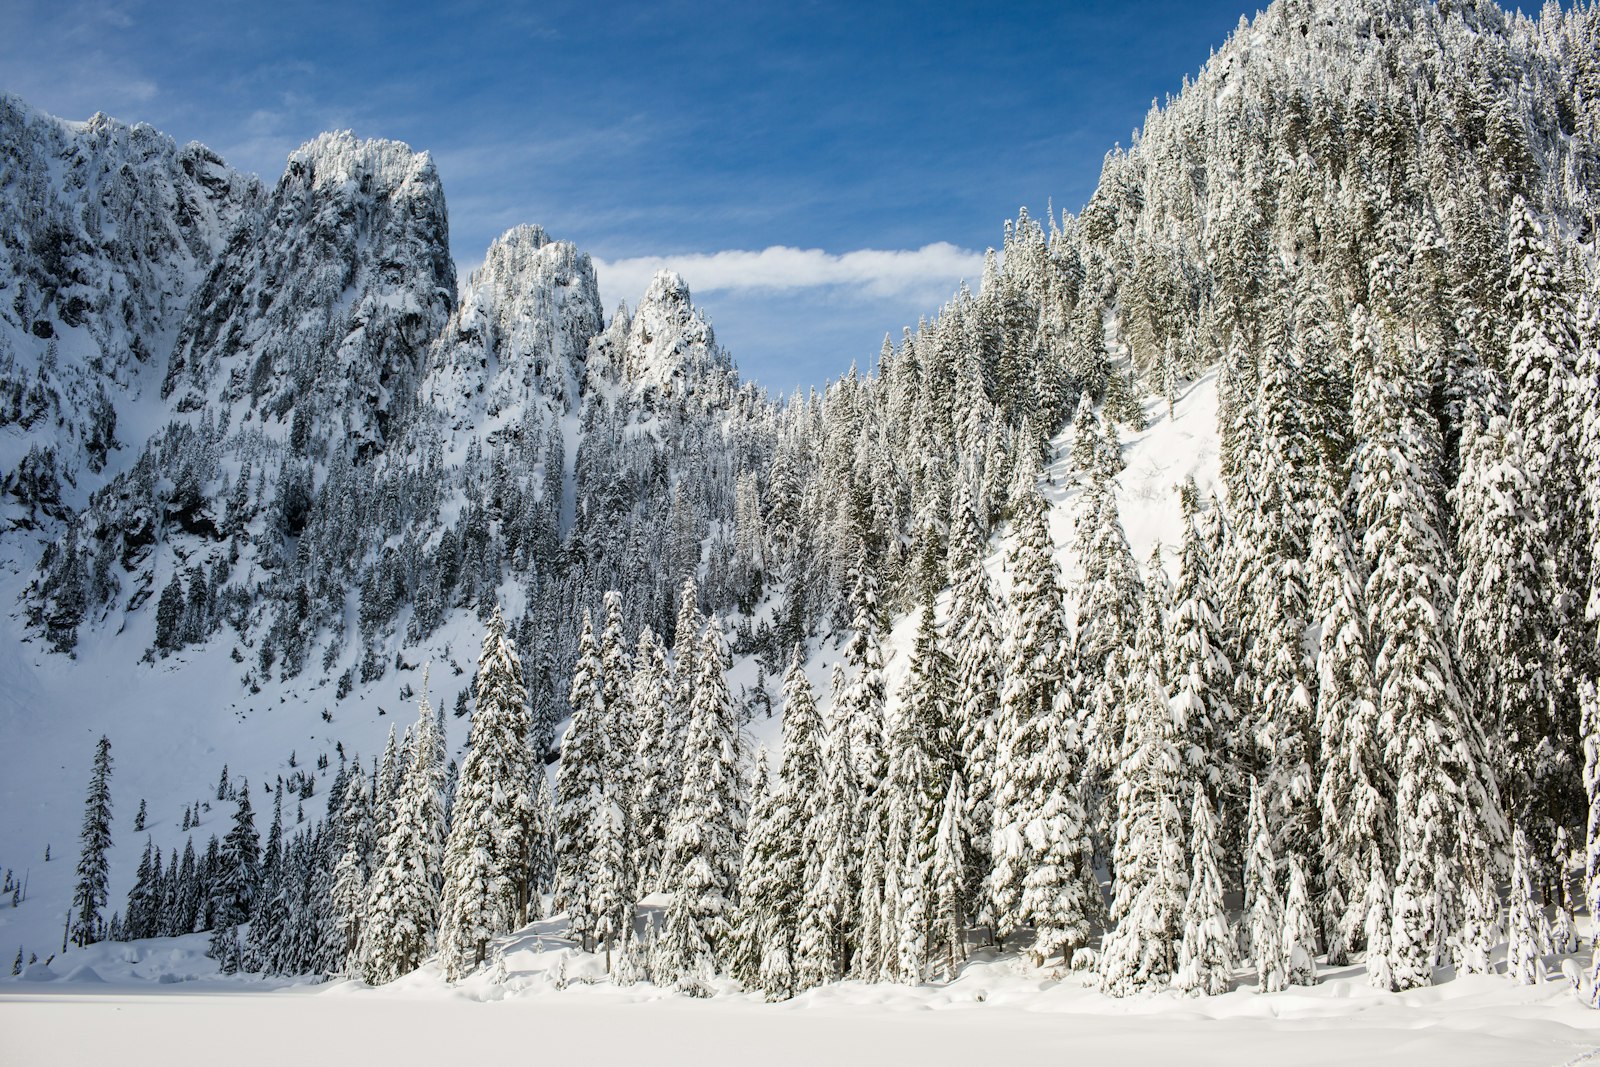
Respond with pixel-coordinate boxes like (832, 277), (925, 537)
(0, 95), (260, 530)
(0, 86), (767, 966)
(2, 0), (1599, 1015)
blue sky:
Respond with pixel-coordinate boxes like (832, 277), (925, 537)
(4, 0), (1257, 394)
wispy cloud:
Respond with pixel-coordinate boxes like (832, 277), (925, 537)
(593, 242), (984, 310)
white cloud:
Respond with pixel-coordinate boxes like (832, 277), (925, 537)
(592, 242), (985, 310)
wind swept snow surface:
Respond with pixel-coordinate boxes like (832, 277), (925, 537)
(5, 936), (1600, 1067)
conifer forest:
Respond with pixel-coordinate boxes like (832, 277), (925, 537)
(5, 0), (1600, 1062)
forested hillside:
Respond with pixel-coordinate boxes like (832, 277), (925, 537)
(3, 0), (1599, 1002)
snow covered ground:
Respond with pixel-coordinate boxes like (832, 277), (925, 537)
(5, 918), (1600, 1067)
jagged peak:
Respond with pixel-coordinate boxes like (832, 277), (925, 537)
(493, 223), (552, 251)
(283, 130), (440, 196)
(615, 269), (735, 395)
(470, 223), (593, 291)
(640, 269), (693, 310)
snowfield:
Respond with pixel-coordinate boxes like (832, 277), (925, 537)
(6, 920), (1600, 1066)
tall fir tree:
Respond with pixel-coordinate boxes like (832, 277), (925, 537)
(884, 595), (955, 983)
(1238, 418), (1318, 879)
(732, 750), (795, 999)
(1505, 827), (1544, 986)
(1308, 486), (1388, 965)
(1357, 332), (1503, 992)
(555, 614), (614, 952)
(330, 764), (373, 971)
(947, 487), (1003, 931)
(358, 686), (446, 985)
(1363, 844), (1394, 991)
(838, 552), (888, 800)
(760, 648), (823, 995)
(1453, 405), (1555, 860)
(1100, 571), (1187, 996)
(439, 610), (540, 980)
(599, 590), (639, 894)
(1173, 792), (1232, 996)
(125, 836), (156, 941)
(1165, 484), (1236, 830)
(795, 670), (859, 988)
(214, 778), (260, 930)
(990, 471), (1099, 964)
(1244, 779), (1286, 994)
(1503, 202), (1590, 862)
(655, 617), (744, 993)
(1281, 855), (1318, 987)
(630, 627), (676, 895)
(70, 735), (114, 948)
(1584, 680), (1600, 958)
(1073, 453), (1144, 785)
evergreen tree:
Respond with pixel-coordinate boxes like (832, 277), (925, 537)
(1453, 405), (1554, 858)
(929, 772), (967, 981)
(528, 770), (557, 907)
(214, 778), (259, 930)
(655, 617), (744, 992)
(175, 839), (201, 936)
(359, 687), (446, 985)
(1099, 574), (1187, 996)
(1308, 486), (1388, 965)
(330, 765), (373, 970)
(836, 553), (889, 981)
(1551, 827), (1578, 955)
(884, 595), (954, 983)
(761, 648), (823, 995)
(1454, 862), (1502, 977)
(630, 627), (675, 895)
(990, 472), (1098, 964)
(1244, 780), (1285, 993)
(439, 609), (539, 980)
(70, 735), (113, 948)
(838, 552), (888, 799)
(1503, 202), (1589, 863)
(1073, 455), (1144, 782)
(125, 836), (156, 940)
(1240, 442), (1317, 879)
(1363, 845), (1394, 992)
(795, 674), (858, 988)
(1583, 680), (1600, 955)
(1506, 827), (1544, 986)
(555, 614), (612, 951)
(589, 788), (631, 971)
(1165, 484), (1235, 828)
(732, 750), (794, 999)
(263, 782), (283, 884)
(374, 727), (400, 846)
(1281, 855), (1318, 987)
(1358, 338), (1503, 992)
(599, 590), (639, 892)
(1174, 792), (1232, 996)
(947, 489), (1003, 931)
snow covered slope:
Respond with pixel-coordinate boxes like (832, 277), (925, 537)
(7, 906), (1600, 1067)
(876, 375), (1220, 714)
